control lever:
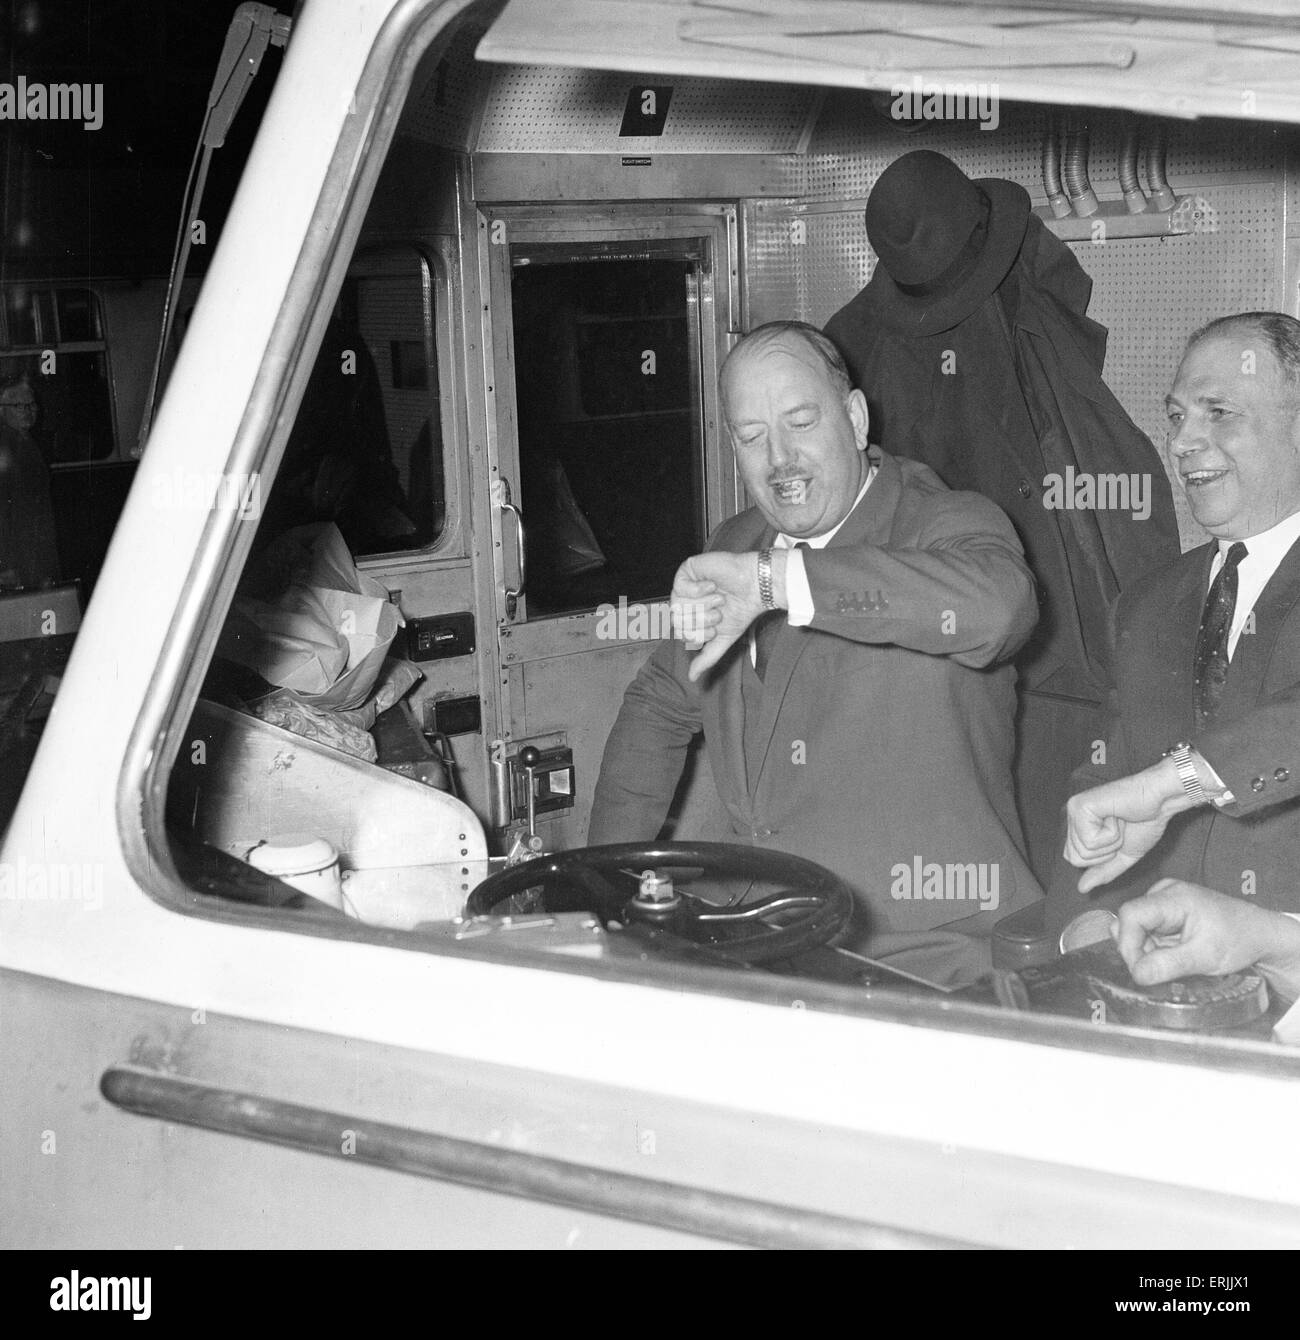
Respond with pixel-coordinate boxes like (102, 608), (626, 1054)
(504, 746), (546, 866)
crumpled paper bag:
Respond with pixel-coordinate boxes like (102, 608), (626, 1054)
(217, 523), (403, 712)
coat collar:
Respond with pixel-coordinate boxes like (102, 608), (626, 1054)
(733, 444), (896, 552)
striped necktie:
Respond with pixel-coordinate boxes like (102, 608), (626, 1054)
(1194, 541), (1248, 729)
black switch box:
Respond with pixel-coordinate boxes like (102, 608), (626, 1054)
(407, 612), (475, 661)
(427, 695), (481, 737)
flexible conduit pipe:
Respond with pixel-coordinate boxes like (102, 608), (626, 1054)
(1042, 116), (1072, 219)
(1118, 120), (1148, 214)
(1144, 120), (1177, 211)
(1062, 118), (1099, 217)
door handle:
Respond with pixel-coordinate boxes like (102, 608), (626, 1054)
(497, 477), (526, 618)
(99, 1066), (968, 1249)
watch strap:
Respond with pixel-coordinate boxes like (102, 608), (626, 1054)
(1164, 741), (1208, 806)
(757, 549), (776, 610)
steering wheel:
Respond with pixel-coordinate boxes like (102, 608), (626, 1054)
(464, 841), (855, 966)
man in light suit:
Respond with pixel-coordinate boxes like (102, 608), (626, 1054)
(588, 322), (1040, 985)
(1052, 312), (1300, 943)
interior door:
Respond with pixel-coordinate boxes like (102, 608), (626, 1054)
(482, 207), (738, 850)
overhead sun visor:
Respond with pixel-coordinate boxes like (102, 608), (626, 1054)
(477, 0), (1300, 122)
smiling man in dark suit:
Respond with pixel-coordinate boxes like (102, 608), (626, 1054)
(1053, 312), (1300, 939)
(588, 321), (1040, 985)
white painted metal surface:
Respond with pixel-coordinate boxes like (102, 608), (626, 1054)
(3, 0), (1300, 1246)
(480, 0), (1300, 120)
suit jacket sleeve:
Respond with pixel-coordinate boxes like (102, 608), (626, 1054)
(1197, 690), (1300, 817)
(802, 488), (1037, 668)
(587, 636), (704, 844)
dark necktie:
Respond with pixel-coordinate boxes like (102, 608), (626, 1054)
(1194, 541), (1248, 729)
(754, 543), (808, 680)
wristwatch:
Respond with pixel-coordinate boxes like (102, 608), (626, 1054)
(757, 548), (776, 610)
(1163, 741), (1208, 806)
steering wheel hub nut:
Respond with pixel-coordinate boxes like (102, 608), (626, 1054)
(632, 869), (680, 915)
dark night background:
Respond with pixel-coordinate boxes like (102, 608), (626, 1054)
(0, 1), (290, 600)
(1, 0), (286, 282)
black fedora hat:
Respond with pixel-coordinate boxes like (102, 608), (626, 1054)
(863, 150), (1030, 336)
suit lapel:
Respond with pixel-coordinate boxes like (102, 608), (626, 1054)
(747, 448), (897, 795)
(1164, 544), (1215, 733)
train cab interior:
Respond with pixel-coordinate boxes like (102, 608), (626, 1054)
(91, 0), (1300, 1044)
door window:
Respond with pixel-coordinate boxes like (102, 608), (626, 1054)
(509, 249), (707, 619)
(254, 249), (447, 557)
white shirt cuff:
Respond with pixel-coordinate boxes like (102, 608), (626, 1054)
(1195, 752), (1236, 807)
(784, 547), (814, 626)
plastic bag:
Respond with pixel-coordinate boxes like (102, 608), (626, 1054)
(217, 523), (403, 711)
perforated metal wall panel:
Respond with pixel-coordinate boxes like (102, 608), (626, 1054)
(803, 95), (1050, 202)
(801, 95), (1288, 205)
(400, 21), (488, 151)
(474, 66), (818, 153)
(744, 201), (876, 328)
(742, 201), (805, 330)
(802, 207), (876, 322)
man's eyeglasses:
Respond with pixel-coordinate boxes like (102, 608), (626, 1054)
(0, 400), (37, 411)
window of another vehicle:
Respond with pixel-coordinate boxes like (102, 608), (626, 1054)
(1, 284), (114, 463)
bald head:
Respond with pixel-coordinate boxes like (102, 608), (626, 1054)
(720, 321), (870, 538)
(1184, 312), (1300, 402)
(721, 322), (852, 418)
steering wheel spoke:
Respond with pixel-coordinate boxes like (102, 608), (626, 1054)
(691, 890), (824, 924)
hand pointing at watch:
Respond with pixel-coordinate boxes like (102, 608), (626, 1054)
(670, 550), (790, 682)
